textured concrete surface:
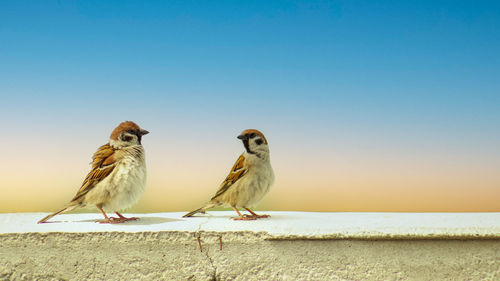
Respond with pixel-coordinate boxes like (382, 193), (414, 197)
(1, 212), (500, 280)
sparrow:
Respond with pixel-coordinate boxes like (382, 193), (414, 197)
(183, 129), (274, 220)
(38, 121), (149, 224)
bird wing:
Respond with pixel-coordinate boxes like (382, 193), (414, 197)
(70, 144), (118, 202)
(211, 153), (248, 200)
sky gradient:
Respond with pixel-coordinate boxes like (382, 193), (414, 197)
(1, 1), (499, 213)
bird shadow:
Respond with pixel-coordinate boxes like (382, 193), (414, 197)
(185, 212), (281, 221)
(42, 216), (182, 225)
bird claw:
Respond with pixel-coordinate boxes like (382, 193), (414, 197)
(113, 216), (139, 221)
(96, 219), (117, 224)
(256, 214), (270, 219)
(232, 216), (257, 221)
(96, 216), (139, 224)
(244, 214), (270, 219)
(231, 213), (270, 220)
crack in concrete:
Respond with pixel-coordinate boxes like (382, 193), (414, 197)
(195, 216), (219, 280)
(204, 249), (218, 281)
(194, 216), (211, 252)
(196, 216), (210, 232)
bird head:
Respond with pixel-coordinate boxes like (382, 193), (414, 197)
(110, 121), (149, 147)
(237, 129), (269, 156)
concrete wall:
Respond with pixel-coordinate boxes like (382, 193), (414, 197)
(1, 212), (500, 280)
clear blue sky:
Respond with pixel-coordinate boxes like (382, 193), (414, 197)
(2, 1), (499, 119)
(0, 1), (499, 212)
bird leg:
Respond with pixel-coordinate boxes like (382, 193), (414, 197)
(96, 206), (114, 224)
(112, 212), (139, 222)
(244, 207), (270, 219)
(95, 206), (136, 224)
(232, 207), (256, 220)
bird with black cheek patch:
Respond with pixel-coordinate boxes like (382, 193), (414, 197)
(38, 121), (149, 224)
(184, 129), (274, 220)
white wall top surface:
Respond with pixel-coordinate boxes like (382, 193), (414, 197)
(2, 211), (500, 239)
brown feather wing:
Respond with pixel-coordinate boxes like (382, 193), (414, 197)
(70, 144), (117, 202)
(211, 154), (248, 200)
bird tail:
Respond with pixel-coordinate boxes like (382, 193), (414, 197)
(183, 202), (218, 218)
(38, 202), (80, 224)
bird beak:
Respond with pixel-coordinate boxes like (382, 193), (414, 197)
(140, 129), (150, 136)
(237, 134), (247, 140)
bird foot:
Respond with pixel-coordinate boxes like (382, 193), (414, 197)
(114, 216), (139, 221)
(96, 217), (139, 224)
(244, 214), (270, 219)
(232, 216), (257, 221)
(96, 219), (118, 224)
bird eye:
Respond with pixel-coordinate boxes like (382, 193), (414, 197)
(121, 135), (133, 142)
(249, 133), (256, 138)
(255, 139), (263, 145)
(127, 129), (135, 134)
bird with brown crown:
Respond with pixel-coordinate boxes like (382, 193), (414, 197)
(38, 121), (149, 224)
(184, 129), (274, 220)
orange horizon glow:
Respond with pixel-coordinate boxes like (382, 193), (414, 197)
(2, 127), (499, 213)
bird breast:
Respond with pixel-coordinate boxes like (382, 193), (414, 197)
(86, 146), (147, 212)
(227, 160), (274, 208)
